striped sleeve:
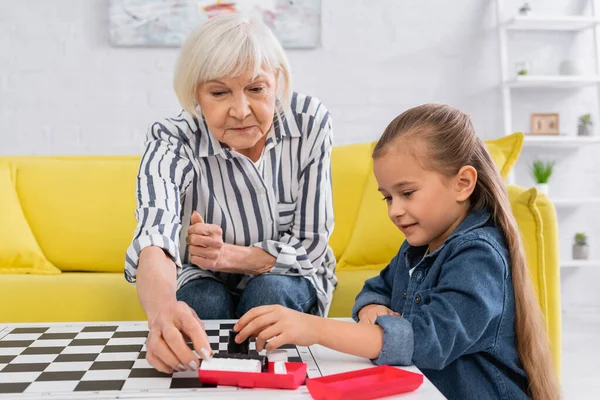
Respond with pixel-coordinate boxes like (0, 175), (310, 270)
(124, 119), (196, 283)
(253, 107), (334, 277)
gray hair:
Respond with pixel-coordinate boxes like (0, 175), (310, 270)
(173, 13), (292, 116)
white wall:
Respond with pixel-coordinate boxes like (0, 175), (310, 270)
(1, 0), (598, 309)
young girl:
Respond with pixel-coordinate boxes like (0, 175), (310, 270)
(233, 104), (560, 400)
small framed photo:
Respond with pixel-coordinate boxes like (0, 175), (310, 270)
(530, 113), (560, 135)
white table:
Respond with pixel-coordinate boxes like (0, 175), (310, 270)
(0, 320), (444, 399)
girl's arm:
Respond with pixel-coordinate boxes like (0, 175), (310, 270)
(315, 318), (384, 360)
(234, 305), (384, 360)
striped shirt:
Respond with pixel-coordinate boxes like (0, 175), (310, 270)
(124, 93), (337, 316)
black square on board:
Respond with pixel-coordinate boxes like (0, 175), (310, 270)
(75, 380), (124, 391)
(10, 328), (48, 334)
(90, 361), (134, 370)
(36, 371), (85, 381)
(82, 326), (118, 332)
(0, 383), (30, 394)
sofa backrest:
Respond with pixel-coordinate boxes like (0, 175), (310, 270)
(0, 133), (522, 273)
(0, 156), (139, 273)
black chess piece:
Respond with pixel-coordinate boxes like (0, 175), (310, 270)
(227, 329), (249, 354)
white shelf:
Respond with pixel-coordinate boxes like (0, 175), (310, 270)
(523, 135), (600, 148)
(561, 259), (600, 268)
(551, 198), (600, 207)
(506, 75), (600, 88)
(507, 15), (599, 31)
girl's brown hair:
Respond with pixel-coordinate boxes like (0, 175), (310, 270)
(373, 104), (560, 400)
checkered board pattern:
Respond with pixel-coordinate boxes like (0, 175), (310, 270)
(0, 322), (322, 398)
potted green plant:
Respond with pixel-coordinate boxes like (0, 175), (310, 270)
(531, 160), (554, 195)
(573, 233), (589, 260)
(578, 113), (593, 136)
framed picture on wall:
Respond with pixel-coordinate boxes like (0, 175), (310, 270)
(530, 113), (560, 135)
(108, 0), (322, 48)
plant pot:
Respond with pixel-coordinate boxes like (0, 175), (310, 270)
(572, 244), (589, 260)
(578, 125), (593, 136)
(559, 59), (584, 75)
(535, 183), (549, 195)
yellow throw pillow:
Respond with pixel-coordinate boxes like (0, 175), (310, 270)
(16, 158), (140, 273)
(485, 132), (524, 181)
(0, 164), (60, 275)
(337, 132), (525, 270)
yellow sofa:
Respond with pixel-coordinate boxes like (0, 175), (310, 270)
(0, 133), (561, 375)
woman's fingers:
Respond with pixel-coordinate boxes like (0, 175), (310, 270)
(146, 330), (182, 373)
(178, 309), (213, 363)
(188, 222), (223, 238)
(162, 325), (201, 371)
(187, 234), (223, 249)
(146, 350), (175, 374)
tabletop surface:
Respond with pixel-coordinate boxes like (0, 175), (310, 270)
(0, 320), (444, 399)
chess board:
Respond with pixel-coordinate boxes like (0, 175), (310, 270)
(0, 321), (322, 398)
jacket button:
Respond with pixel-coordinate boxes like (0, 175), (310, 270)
(402, 290), (407, 297)
(415, 296), (421, 304)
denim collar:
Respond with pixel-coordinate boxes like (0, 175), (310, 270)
(404, 208), (493, 267)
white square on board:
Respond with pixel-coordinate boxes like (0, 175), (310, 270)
(107, 337), (146, 346)
(2, 333), (43, 341)
(25, 380), (79, 393)
(46, 326), (83, 334)
(0, 347), (26, 356)
(0, 371), (42, 383)
(96, 352), (139, 362)
(61, 345), (104, 354)
(12, 354), (58, 364)
(75, 332), (113, 340)
(45, 362), (93, 372)
(121, 377), (172, 390)
(115, 324), (148, 332)
(30, 340), (72, 347)
(132, 359), (152, 369)
(82, 369), (130, 381)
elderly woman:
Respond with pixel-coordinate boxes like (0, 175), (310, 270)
(124, 13), (336, 373)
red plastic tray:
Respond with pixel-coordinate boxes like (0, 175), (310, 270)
(198, 361), (307, 389)
(306, 365), (423, 400)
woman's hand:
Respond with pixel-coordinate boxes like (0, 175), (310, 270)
(357, 304), (400, 324)
(187, 211), (275, 275)
(187, 211), (226, 271)
(146, 301), (213, 374)
(234, 305), (319, 352)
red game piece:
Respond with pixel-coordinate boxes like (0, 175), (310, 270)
(198, 361), (307, 389)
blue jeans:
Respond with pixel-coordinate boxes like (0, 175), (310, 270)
(176, 274), (317, 320)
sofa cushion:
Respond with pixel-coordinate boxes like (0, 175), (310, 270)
(337, 133), (525, 270)
(0, 272), (145, 322)
(15, 158), (139, 272)
(0, 164), (60, 275)
(329, 142), (374, 260)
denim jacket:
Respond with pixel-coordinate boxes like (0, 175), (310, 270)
(352, 210), (530, 400)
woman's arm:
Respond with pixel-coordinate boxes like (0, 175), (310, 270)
(136, 246), (178, 321)
(219, 244), (276, 275)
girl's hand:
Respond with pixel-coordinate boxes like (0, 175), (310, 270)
(233, 305), (319, 352)
(358, 304), (400, 324)
(186, 211), (225, 271)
